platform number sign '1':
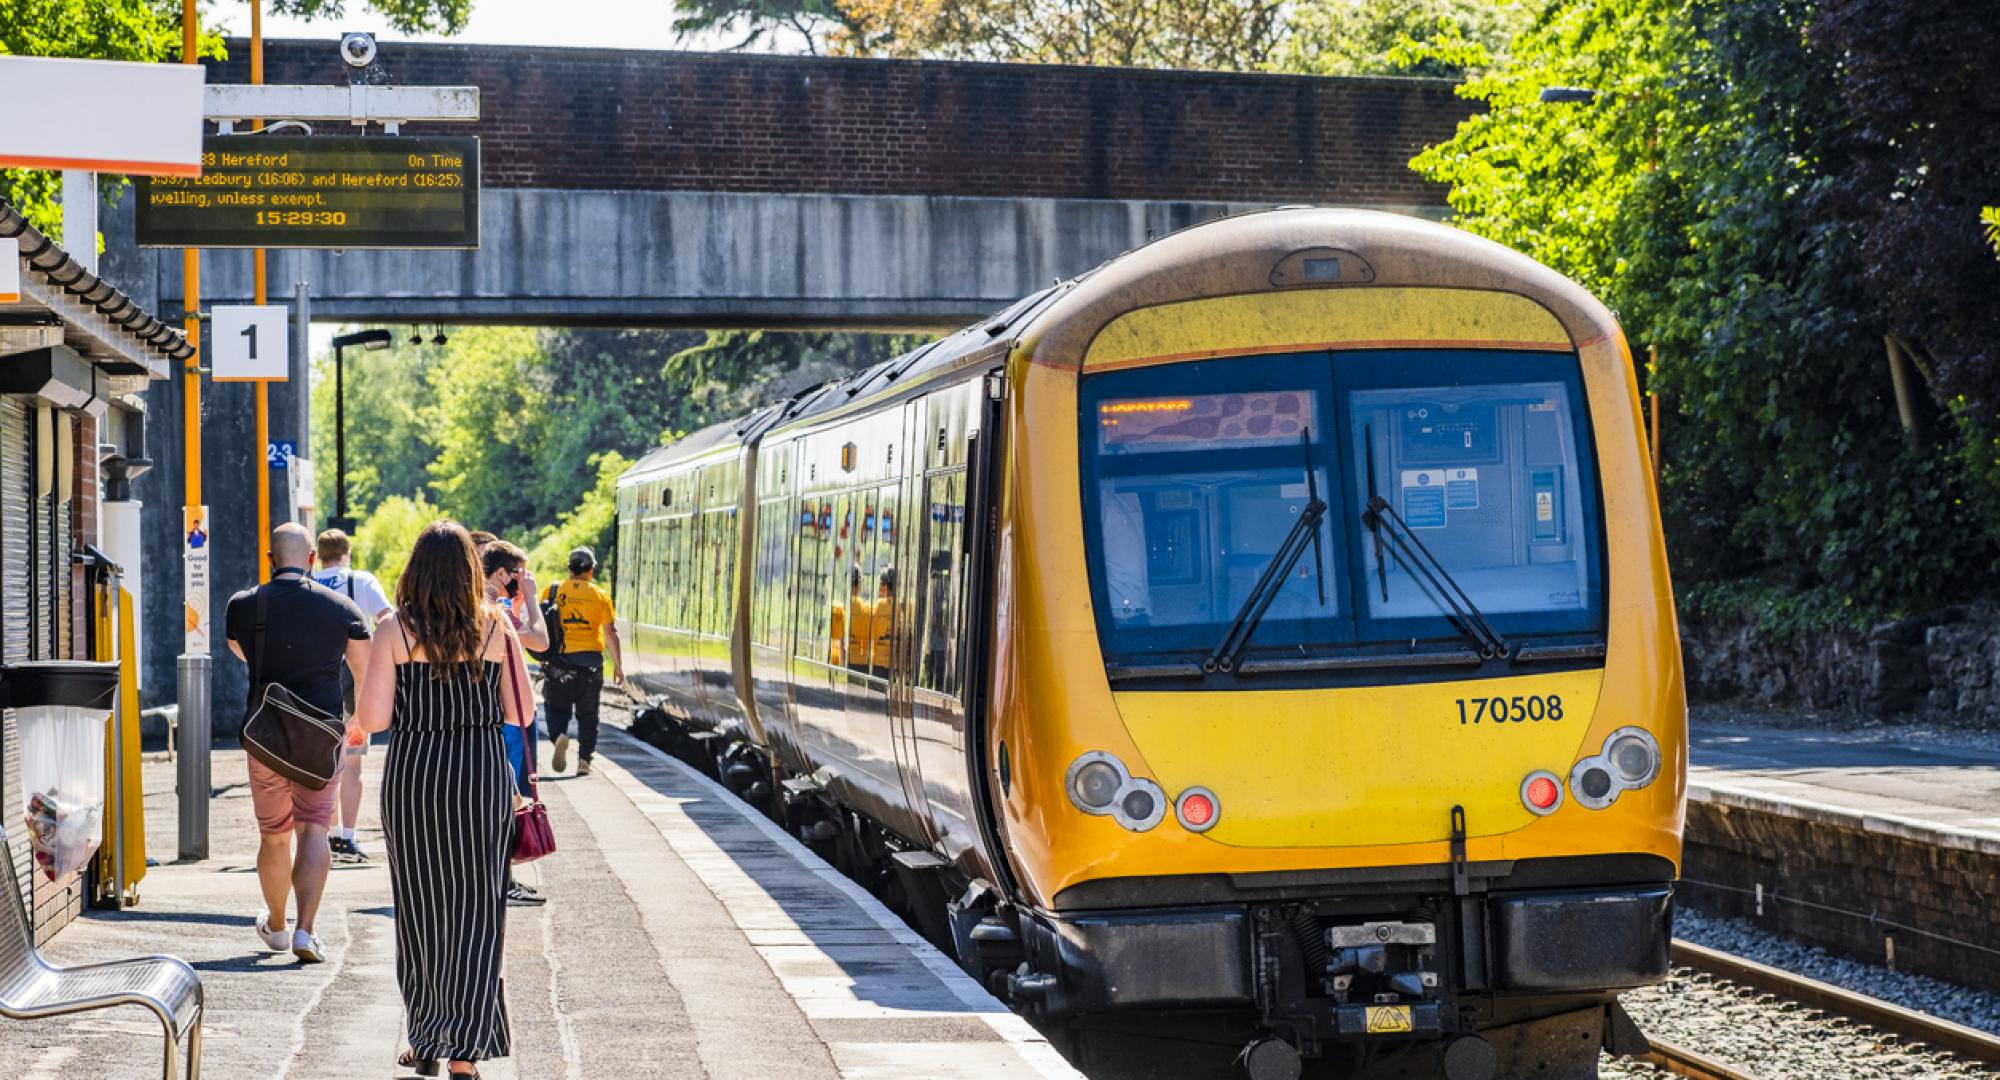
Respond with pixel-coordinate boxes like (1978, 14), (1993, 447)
(210, 305), (290, 382)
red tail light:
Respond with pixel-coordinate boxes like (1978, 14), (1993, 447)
(1176, 787), (1219, 832)
(1521, 771), (1562, 815)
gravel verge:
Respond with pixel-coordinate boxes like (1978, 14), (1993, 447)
(1615, 965), (1992, 1079)
(1675, 908), (2000, 1037)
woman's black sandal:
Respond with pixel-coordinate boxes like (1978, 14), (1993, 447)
(397, 1050), (439, 1076)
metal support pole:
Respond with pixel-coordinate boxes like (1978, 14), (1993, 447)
(294, 277), (310, 458)
(107, 565), (127, 909)
(175, 654), (211, 861)
(252, 0), (271, 577)
(333, 341), (347, 523)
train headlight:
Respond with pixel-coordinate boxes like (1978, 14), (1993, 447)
(1067, 753), (1125, 814)
(1064, 752), (1169, 831)
(1569, 727), (1662, 810)
(1113, 778), (1167, 832)
(1607, 729), (1661, 786)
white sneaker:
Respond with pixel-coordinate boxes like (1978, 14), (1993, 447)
(292, 929), (326, 964)
(552, 735), (570, 774)
(255, 911), (291, 952)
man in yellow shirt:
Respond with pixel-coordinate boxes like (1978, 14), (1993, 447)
(546, 546), (623, 777)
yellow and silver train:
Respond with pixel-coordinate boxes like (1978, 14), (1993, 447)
(615, 209), (1685, 1079)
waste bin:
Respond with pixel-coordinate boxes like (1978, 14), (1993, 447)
(5, 662), (120, 884)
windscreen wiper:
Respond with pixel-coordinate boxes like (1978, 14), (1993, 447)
(1362, 495), (1511, 660)
(1205, 493), (1327, 675)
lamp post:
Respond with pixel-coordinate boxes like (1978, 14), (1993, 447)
(329, 328), (392, 534)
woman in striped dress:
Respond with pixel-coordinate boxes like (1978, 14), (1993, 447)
(352, 521), (522, 1077)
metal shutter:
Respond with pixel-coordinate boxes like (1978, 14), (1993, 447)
(0, 396), (30, 917)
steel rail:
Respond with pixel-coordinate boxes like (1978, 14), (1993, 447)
(1640, 1035), (1759, 1080)
(1672, 938), (2000, 1068)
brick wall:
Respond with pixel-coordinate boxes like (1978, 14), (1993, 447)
(1681, 798), (2000, 992)
(209, 41), (1472, 206)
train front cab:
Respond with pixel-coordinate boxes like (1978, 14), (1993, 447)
(993, 211), (1685, 1078)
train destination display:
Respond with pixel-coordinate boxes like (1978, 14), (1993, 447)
(135, 135), (479, 249)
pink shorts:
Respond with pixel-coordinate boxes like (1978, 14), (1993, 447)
(247, 753), (341, 835)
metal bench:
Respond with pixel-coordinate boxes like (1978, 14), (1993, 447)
(0, 831), (203, 1079)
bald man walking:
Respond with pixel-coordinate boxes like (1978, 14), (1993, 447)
(225, 523), (372, 964)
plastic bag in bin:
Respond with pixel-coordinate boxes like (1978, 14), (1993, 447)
(20, 705), (107, 881)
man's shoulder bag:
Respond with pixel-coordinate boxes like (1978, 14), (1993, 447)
(527, 583), (568, 668)
(241, 585), (345, 790)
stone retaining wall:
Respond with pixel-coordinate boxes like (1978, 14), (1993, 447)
(1682, 608), (2000, 726)
(1681, 791), (2000, 992)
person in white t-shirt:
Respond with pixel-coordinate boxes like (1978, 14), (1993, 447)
(312, 528), (394, 864)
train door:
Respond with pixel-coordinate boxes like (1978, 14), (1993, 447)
(798, 487), (853, 764)
(843, 482), (900, 800)
(888, 400), (937, 849)
(910, 386), (978, 869)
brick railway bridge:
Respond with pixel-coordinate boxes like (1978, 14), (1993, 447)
(103, 40), (1473, 712)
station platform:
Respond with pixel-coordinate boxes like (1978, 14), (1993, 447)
(0, 726), (1080, 1079)
(1682, 715), (2000, 992)
(1688, 718), (2000, 855)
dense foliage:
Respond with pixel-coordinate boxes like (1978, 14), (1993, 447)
(1264, 0), (1534, 78)
(318, 328), (917, 583)
(677, 0), (1519, 74)
(1413, 0), (1999, 628)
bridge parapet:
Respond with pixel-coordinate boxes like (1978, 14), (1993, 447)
(208, 40), (1472, 208)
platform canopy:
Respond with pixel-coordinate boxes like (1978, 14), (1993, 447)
(1, 201), (187, 393)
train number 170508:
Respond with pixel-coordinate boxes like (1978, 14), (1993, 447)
(1457, 694), (1564, 725)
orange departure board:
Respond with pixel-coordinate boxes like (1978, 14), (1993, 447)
(134, 135), (479, 249)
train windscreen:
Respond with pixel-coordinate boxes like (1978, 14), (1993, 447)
(1079, 350), (1605, 675)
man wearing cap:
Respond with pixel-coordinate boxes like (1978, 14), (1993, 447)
(544, 546), (622, 777)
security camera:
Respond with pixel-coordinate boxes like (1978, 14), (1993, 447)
(339, 32), (378, 69)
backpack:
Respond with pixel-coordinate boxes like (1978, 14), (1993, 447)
(528, 583), (567, 667)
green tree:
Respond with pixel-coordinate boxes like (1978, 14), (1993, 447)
(526, 451), (631, 585)
(325, 326), (919, 590)
(309, 337), (442, 519)
(650, 329), (920, 439)
(421, 327), (547, 535)
(668, 0), (857, 52)
(1266, 0), (1536, 79)
(1412, 0), (1997, 621)
(350, 491), (438, 593)
(1807, 0), (2000, 418)
(264, 0), (472, 34)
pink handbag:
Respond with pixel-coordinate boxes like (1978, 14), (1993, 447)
(504, 647), (556, 865)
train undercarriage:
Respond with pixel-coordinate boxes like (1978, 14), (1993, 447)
(624, 701), (1671, 1080)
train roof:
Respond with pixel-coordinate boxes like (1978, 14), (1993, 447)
(1015, 206), (1617, 370)
(621, 286), (1071, 483)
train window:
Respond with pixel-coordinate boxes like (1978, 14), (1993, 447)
(847, 488), (898, 679)
(1080, 354), (1349, 664)
(917, 471), (967, 695)
(1341, 350), (1603, 640)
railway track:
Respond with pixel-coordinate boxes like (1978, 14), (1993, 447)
(1638, 1034), (1758, 1080)
(1629, 939), (2000, 1080)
